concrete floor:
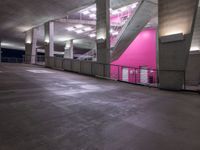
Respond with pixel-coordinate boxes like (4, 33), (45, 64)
(0, 63), (200, 150)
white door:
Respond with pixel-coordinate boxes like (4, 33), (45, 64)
(140, 68), (148, 84)
(122, 67), (129, 82)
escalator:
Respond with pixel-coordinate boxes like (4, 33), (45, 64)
(111, 0), (157, 61)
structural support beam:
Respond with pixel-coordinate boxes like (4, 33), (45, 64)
(44, 22), (54, 66)
(158, 0), (199, 90)
(190, 7), (200, 51)
(25, 29), (37, 64)
(96, 0), (110, 77)
(64, 40), (74, 59)
(0, 40), (2, 63)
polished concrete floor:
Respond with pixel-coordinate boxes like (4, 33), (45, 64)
(0, 63), (200, 150)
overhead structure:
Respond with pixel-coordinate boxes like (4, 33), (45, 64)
(111, 0), (157, 61)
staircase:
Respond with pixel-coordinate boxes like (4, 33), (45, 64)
(111, 0), (157, 61)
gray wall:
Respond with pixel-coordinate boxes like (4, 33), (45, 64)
(158, 0), (199, 90)
(186, 53), (200, 85)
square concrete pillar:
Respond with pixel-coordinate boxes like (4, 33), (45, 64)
(44, 22), (54, 66)
(25, 29), (37, 64)
(158, 0), (199, 90)
(0, 41), (2, 63)
(96, 0), (110, 77)
(64, 40), (73, 59)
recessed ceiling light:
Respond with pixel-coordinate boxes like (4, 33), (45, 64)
(82, 10), (90, 15)
(84, 27), (93, 31)
(75, 24), (84, 29)
(119, 7), (128, 12)
(111, 10), (119, 15)
(90, 7), (96, 12)
(110, 29), (114, 33)
(75, 30), (84, 34)
(131, 2), (139, 9)
(112, 31), (119, 36)
(89, 14), (96, 18)
(66, 27), (75, 31)
(89, 33), (96, 38)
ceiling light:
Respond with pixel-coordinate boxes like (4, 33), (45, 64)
(84, 27), (93, 31)
(1, 42), (12, 47)
(111, 10), (119, 15)
(90, 7), (96, 12)
(89, 14), (96, 18)
(89, 33), (96, 38)
(112, 31), (119, 36)
(119, 7), (128, 12)
(75, 30), (84, 34)
(82, 10), (90, 15)
(131, 2), (139, 9)
(110, 29), (114, 33)
(75, 24), (84, 29)
(66, 27), (75, 31)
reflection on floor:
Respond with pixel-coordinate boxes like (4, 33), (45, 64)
(0, 63), (200, 150)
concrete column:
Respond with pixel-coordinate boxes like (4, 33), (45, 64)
(0, 41), (2, 63)
(44, 22), (54, 59)
(25, 29), (37, 64)
(64, 40), (73, 59)
(96, 0), (110, 77)
(190, 7), (200, 51)
(158, 0), (199, 90)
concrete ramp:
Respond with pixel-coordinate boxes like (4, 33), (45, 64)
(111, 0), (157, 61)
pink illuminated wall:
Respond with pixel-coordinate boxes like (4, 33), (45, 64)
(111, 28), (157, 83)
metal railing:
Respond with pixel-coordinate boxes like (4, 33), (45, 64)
(1, 57), (24, 63)
(1, 55), (199, 93)
(23, 55), (45, 66)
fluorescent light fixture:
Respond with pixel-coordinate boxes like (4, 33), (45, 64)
(160, 33), (184, 43)
(90, 7), (96, 12)
(75, 24), (84, 29)
(82, 10), (90, 15)
(1, 42), (25, 50)
(111, 10), (119, 15)
(1, 42), (12, 47)
(131, 2), (138, 9)
(75, 30), (84, 34)
(56, 37), (72, 42)
(112, 31), (119, 36)
(110, 29), (114, 34)
(119, 7), (128, 12)
(66, 27), (75, 31)
(89, 14), (96, 18)
(89, 33), (96, 38)
(54, 51), (65, 55)
(84, 27), (93, 31)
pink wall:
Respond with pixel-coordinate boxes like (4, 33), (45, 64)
(110, 28), (157, 83)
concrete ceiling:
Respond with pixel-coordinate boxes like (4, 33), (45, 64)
(0, 0), (158, 50)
